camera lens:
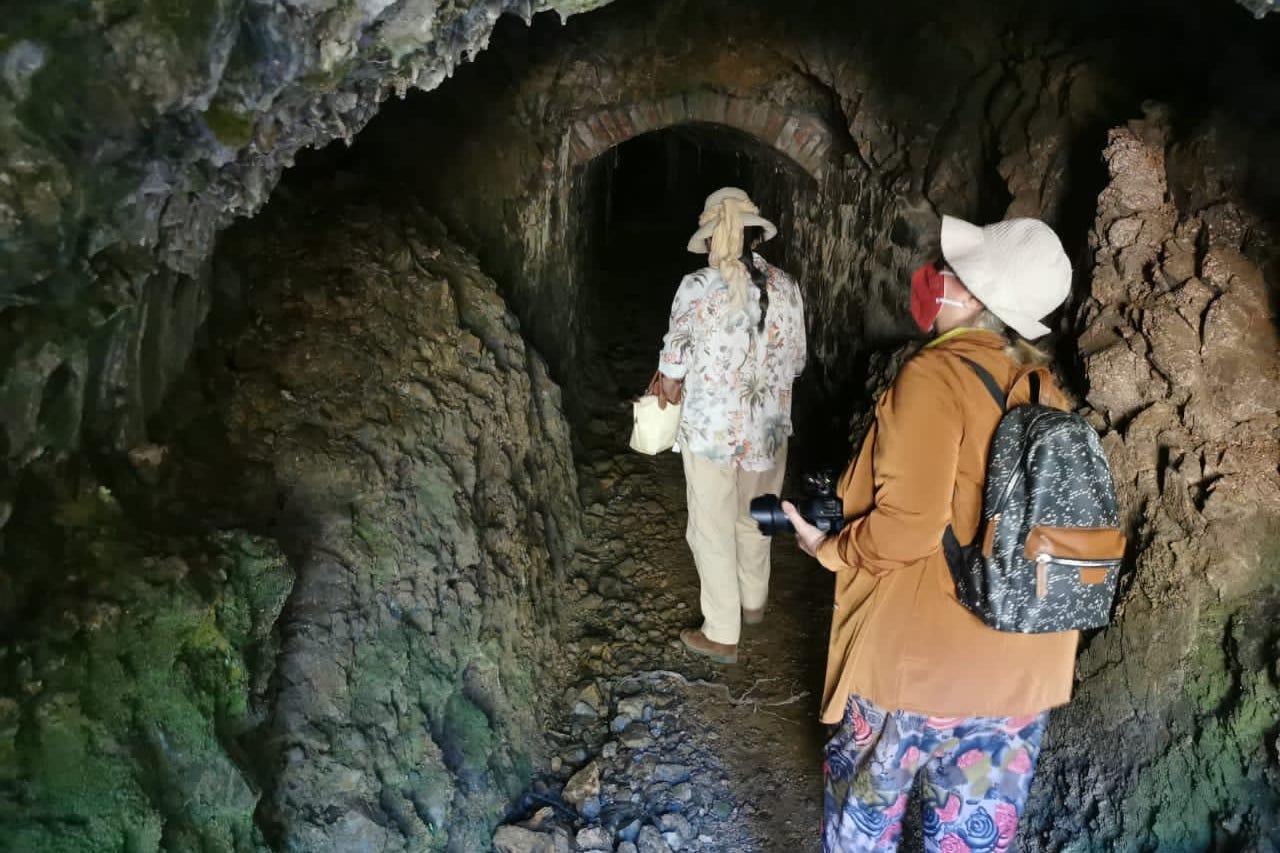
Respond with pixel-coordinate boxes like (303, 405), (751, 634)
(749, 494), (792, 536)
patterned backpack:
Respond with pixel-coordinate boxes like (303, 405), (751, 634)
(942, 359), (1126, 633)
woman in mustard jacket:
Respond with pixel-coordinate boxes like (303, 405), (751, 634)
(785, 216), (1076, 853)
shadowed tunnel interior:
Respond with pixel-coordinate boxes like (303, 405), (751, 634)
(1, 0), (1279, 851)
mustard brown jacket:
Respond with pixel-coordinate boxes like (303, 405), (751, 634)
(816, 329), (1078, 724)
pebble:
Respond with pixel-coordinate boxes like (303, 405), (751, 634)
(657, 813), (695, 842)
(562, 761), (601, 812)
(573, 683), (606, 718)
(575, 826), (613, 850)
(653, 763), (689, 784)
(616, 695), (652, 720)
(493, 825), (556, 853)
(637, 825), (673, 853)
(520, 807), (556, 830)
(619, 721), (654, 749)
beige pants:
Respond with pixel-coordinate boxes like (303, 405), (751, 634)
(681, 444), (787, 645)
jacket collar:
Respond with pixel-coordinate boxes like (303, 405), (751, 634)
(925, 327), (1007, 350)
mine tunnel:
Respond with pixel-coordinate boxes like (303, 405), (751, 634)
(1, 0), (1279, 852)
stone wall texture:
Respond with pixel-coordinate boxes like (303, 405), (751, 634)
(1025, 114), (1280, 852)
(197, 195), (582, 851)
(2, 188), (582, 850)
(0, 0), (608, 499)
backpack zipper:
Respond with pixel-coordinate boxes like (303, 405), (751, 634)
(1034, 553), (1120, 598)
(990, 413), (1069, 514)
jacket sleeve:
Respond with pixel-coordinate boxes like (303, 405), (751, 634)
(815, 354), (963, 574)
(658, 273), (704, 380)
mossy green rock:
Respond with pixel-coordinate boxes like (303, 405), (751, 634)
(0, 487), (292, 852)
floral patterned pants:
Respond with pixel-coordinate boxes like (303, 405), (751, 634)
(823, 694), (1048, 853)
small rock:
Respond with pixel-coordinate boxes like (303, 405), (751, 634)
(637, 825), (673, 853)
(657, 813), (694, 842)
(611, 714), (633, 733)
(581, 796), (602, 820)
(549, 826), (574, 853)
(653, 764), (689, 784)
(620, 722), (654, 749)
(618, 844), (639, 853)
(520, 807), (556, 830)
(493, 826), (556, 853)
(618, 818), (643, 842)
(560, 746), (589, 766)
(617, 695), (652, 720)
(670, 783), (694, 802)
(575, 826), (613, 850)
(602, 740), (619, 759)
(562, 761), (601, 812)
(573, 683), (606, 718)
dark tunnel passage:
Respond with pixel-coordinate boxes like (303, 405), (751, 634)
(2, 0), (1280, 851)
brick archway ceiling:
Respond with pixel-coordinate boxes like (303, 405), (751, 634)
(568, 92), (839, 180)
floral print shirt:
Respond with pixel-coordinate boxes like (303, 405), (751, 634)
(658, 255), (806, 470)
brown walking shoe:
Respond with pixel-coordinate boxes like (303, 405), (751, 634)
(742, 607), (765, 626)
(679, 629), (738, 664)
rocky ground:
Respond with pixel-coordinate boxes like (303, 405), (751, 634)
(493, 245), (833, 853)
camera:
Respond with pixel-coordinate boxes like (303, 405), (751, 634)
(750, 470), (847, 536)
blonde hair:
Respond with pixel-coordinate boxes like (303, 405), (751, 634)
(973, 310), (1051, 367)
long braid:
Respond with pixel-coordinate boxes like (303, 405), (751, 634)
(741, 226), (769, 333)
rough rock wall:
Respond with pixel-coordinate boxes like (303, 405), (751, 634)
(0, 190), (582, 851)
(1023, 113), (1280, 851)
(202, 195), (581, 851)
(0, 512), (292, 851)
(0, 0), (607, 504)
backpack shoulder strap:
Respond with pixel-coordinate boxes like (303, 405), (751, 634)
(957, 356), (1006, 413)
(1007, 365), (1054, 409)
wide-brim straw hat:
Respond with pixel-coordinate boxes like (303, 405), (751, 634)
(940, 214), (1072, 340)
(686, 187), (778, 253)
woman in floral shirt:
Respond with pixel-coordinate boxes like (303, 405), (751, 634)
(650, 187), (806, 664)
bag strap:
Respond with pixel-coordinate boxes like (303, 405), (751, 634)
(942, 356), (1030, 569)
(960, 357), (1048, 411)
(957, 357), (1006, 413)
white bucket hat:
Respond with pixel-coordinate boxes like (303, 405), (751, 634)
(686, 187), (777, 253)
(940, 214), (1072, 340)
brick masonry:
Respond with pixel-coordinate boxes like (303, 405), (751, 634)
(567, 93), (837, 178)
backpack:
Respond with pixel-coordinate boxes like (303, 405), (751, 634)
(942, 358), (1126, 633)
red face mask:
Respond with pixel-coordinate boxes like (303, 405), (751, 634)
(910, 261), (947, 333)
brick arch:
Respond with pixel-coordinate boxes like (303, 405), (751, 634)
(566, 93), (840, 180)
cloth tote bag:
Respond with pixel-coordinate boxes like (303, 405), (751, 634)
(629, 395), (682, 455)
